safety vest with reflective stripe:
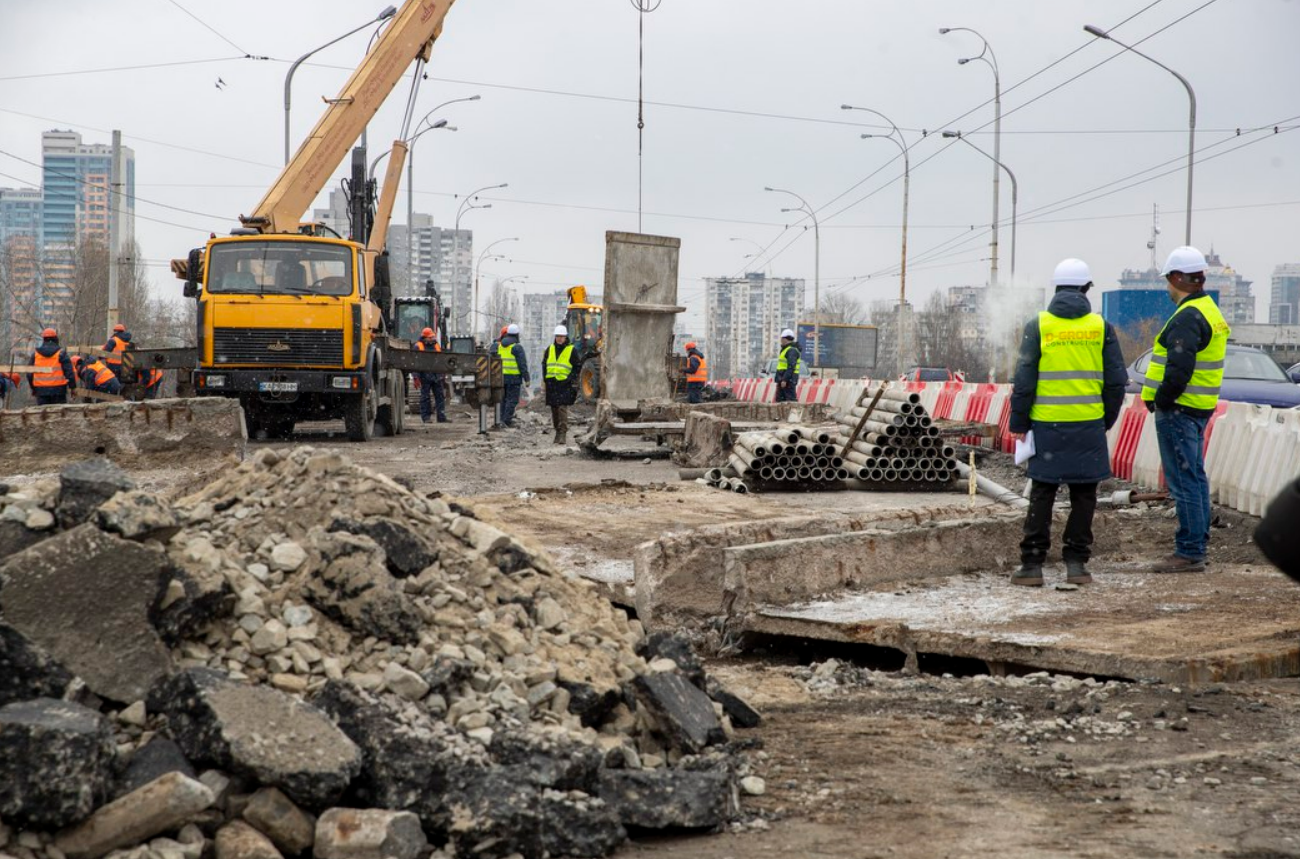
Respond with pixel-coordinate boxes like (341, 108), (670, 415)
(1030, 311), (1106, 422)
(415, 340), (441, 353)
(777, 344), (804, 377)
(86, 360), (116, 388)
(686, 353), (707, 383)
(545, 343), (575, 381)
(105, 335), (129, 368)
(497, 342), (520, 376)
(1141, 294), (1229, 410)
(32, 349), (68, 388)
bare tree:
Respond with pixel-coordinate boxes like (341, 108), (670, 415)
(914, 291), (992, 377)
(817, 293), (868, 325)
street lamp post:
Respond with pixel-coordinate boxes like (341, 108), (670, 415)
(728, 237), (766, 274)
(284, 5), (397, 165)
(454, 183), (508, 339)
(764, 187), (820, 368)
(475, 237), (520, 340)
(842, 104), (911, 373)
(941, 27), (1001, 288)
(942, 131), (1017, 283)
(1084, 24), (1196, 244)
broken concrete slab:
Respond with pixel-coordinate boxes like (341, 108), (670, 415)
(489, 730), (603, 793)
(442, 767), (542, 858)
(56, 457), (135, 528)
(327, 517), (437, 578)
(637, 631), (707, 689)
(148, 669), (361, 810)
(97, 490), (181, 541)
(55, 772), (215, 859)
(744, 566), (1300, 684)
(303, 531), (423, 645)
(705, 677), (761, 729)
(634, 672), (726, 754)
(153, 549), (236, 646)
(0, 621), (79, 706)
(538, 792), (626, 858)
(0, 698), (116, 830)
(313, 809), (426, 859)
(0, 524), (172, 703)
(675, 412), (734, 468)
(598, 769), (733, 830)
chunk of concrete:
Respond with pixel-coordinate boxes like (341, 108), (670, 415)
(214, 821), (282, 859)
(705, 677), (761, 729)
(442, 767), (541, 858)
(115, 736), (196, 799)
(56, 457), (135, 528)
(636, 631), (706, 689)
(0, 621), (79, 706)
(0, 698), (116, 829)
(55, 772), (216, 859)
(241, 787), (315, 855)
(633, 673), (726, 754)
(314, 809), (426, 859)
(148, 669), (361, 810)
(303, 532), (422, 645)
(599, 769), (733, 830)
(0, 524), (172, 704)
(327, 517), (437, 578)
(152, 550), (236, 646)
(674, 412), (734, 468)
(0, 520), (46, 564)
(539, 791), (626, 858)
(557, 680), (621, 729)
(96, 490), (181, 541)
(488, 730), (603, 793)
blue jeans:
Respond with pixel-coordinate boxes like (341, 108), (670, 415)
(1154, 409), (1211, 561)
(500, 381), (522, 426)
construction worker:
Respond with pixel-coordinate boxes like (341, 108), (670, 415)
(774, 328), (802, 402)
(543, 324), (581, 444)
(137, 367), (164, 400)
(684, 342), (707, 404)
(1008, 259), (1127, 587)
(414, 327), (448, 424)
(1143, 246), (1231, 574)
(27, 328), (76, 405)
(104, 323), (132, 381)
(0, 369), (19, 403)
(78, 354), (123, 397)
(497, 323), (529, 428)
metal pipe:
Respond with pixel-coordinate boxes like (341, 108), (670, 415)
(759, 466), (775, 481)
(771, 467), (787, 481)
(952, 461), (1028, 508)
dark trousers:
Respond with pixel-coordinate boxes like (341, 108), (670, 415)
(35, 388), (68, 406)
(687, 381), (703, 404)
(775, 378), (799, 402)
(1020, 480), (1099, 565)
(500, 381), (522, 426)
(418, 374), (446, 422)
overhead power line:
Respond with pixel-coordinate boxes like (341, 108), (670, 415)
(164, 0), (255, 57)
(0, 56), (251, 82)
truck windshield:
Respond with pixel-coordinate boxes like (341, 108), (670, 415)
(206, 241), (353, 296)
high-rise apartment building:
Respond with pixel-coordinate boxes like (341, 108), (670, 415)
(0, 186), (44, 349)
(1202, 250), (1254, 325)
(1271, 264), (1300, 325)
(704, 273), (805, 379)
(387, 212), (472, 333)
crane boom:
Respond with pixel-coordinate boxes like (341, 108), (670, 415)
(242, 0), (456, 234)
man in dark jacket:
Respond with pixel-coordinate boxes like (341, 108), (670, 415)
(414, 327), (447, 424)
(28, 328), (77, 406)
(496, 323), (530, 429)
(775, 328), (802, 402)
(543, 324), (583, 444)
(1142, 246), (1230, 573)
(1008, 259), (1128, 586)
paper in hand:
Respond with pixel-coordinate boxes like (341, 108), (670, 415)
(1014, 430), (1036, 466)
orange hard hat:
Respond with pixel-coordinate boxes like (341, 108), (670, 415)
(41, 327), (57, 339)
(420, 327), (434, 338)
(113, 323), (126, 333)
(684, 341), (697, 350)
(500, 326), (508, 336)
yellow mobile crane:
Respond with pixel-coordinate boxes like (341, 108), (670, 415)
(158, 0), (496, 440)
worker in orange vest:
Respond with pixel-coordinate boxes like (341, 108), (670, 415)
(684, 341), (707, 404)
(0, 369), (19, 402)
(78, 354), (122, 397)
(414, 327), (447, 423)
(137, 367), (164, 400)
(103, 323), (133, 380)
(28, 328), (77, 405)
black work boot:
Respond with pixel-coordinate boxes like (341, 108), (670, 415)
(1065, 559), (1092, 585)
(1011, 564), (1044, 587)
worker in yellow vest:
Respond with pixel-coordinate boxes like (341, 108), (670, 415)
(543, 324), (583, 444)
(684, 341), (707, 404)
(774, 328), (803, 402)
(1008, 259), (1128, 587)
(496, 323), (529, 429)
(1142, 246), (1230, 573)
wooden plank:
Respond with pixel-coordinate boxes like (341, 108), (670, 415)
(1, 366), (59, 374)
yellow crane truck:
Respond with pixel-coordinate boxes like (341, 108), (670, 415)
(151, 0), (498, 441)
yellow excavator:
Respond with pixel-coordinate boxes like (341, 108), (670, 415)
(149, 0), (498, 440)
(564, 285), (603, 402)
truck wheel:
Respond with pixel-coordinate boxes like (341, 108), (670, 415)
(344, 388), (375, 442)
(376, 370), (405, 436)
(579, 362), (600, 403)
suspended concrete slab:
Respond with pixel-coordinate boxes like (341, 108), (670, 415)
(742, 566), (1300, 684)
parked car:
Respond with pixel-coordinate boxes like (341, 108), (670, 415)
(1125, 344), (1300, 408)
(900, 366), (956, 382)
(1288, 362), (1300, 384)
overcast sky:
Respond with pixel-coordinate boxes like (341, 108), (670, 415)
(1, 0), (1297, 334)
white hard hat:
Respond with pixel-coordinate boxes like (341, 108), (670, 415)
(506, 323), (520, 335)
(1052, 258), (1091, 287)
(1161, 246), (1208, 276)
(780, 328), (795, 339)
(553, 324), (568, 337)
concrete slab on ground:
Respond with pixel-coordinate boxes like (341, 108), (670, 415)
(744, 565), (1300, 684)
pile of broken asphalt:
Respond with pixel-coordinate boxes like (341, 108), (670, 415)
(0, 448), (763, 859)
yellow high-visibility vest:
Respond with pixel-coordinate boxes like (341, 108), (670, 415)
(545, 343), (574, 381)
(1141, 294), (1229, 410)
(497, 342), (519, 376)
(1030, 311), (1105, 422)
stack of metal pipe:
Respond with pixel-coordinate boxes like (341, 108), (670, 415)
(831, 388), (960, 486)
(715, 427), (851, 492)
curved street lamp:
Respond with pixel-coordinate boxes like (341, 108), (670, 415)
(942, 131), (1017, 284)
(764, 186), (820, 367)
(475, 237), (520, 339)
(454, 182), (508, 336)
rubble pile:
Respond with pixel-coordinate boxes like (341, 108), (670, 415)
(0, 449), (761, 859)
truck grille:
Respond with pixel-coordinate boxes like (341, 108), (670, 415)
(212, 328), (343, 365)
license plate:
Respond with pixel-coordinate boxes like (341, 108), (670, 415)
(258, 381), (298, 393)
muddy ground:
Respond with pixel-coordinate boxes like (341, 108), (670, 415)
(10, 402), (1298, 858)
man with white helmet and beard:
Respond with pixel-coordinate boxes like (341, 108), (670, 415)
(542, 324), (583, 444)
(1008, 259), (1128, 587)
(774, 328), (802, 402)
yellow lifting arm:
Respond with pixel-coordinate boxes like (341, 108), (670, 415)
(242, 0), (455, 234)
